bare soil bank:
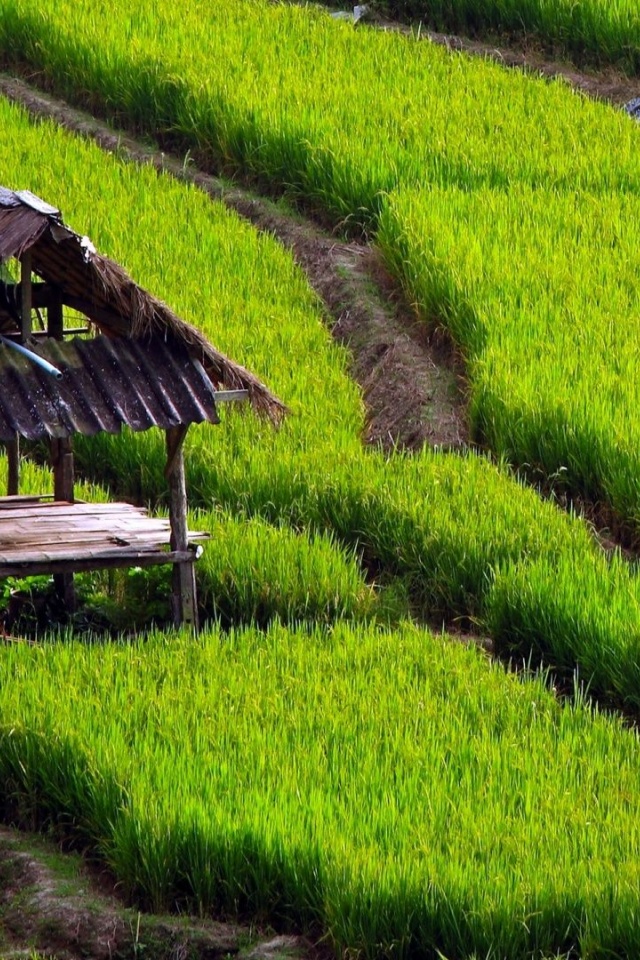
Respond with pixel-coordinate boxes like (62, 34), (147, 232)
(0, 825), (315, 960)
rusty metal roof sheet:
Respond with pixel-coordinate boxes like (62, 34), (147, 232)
(0, 334), (220, 441)
(0, 186), (285, 422)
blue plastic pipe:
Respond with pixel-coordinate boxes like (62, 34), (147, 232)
(0, 334), (63, 379)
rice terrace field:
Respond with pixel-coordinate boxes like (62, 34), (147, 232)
(2, 0), (640, 957)
(365, 0), (640, 72)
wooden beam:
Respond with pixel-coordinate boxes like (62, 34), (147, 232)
(0, 549), (199, 579)
(20, 252), (32, 342)
(164, 424), (188, 480)
(166, 425), (198, 631)
(62, 294), (126, 333)
(47, 292), (63, 340)
(51, 437), (74, 503)
(3, 283), (134, 336)
(51, 436), (75, 611)
(3, 282), (65, 312)
(6, 435), (19, 496)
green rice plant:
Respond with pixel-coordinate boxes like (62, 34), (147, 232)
(2, 2), (640, 507)
(194, 509), (377, 626)
(1, 1), (640, 524)
(5, 65), (640, 953)
(369, 0), (640, 73)
(0, 96), (598, 620)
(487, 550), (640, 710)
(5, 94), (640, 704)
(2, 623), (640, 956)
(377, 185), (640, 527)
(0, 0), (639, 226)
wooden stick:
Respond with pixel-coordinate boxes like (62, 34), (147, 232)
(51, 436), (75, 610)
(166, 425), (198, 631)
(20, 251), (32, 342)
(47, 292), (63, 340)
(6, 435), (19, 496)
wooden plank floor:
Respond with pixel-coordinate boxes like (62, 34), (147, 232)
(0, 499), (207, 574)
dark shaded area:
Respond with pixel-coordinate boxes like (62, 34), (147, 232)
(0, 824), (311, 960)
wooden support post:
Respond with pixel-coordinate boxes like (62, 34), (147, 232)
(6, 435), (19, 496)
(20, 252), (32, 342)
(47, 293), (63, 340)
(51, 436), (76, 612)
(166, 425), (198, 631)
(52, 437), (74, 503)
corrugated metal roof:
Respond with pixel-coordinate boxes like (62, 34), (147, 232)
(0, 186), (286, 422)
(0, 334), (220, 441)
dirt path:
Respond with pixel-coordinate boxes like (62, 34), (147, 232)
(0, 825), (312, 960)
(0, 75), (467, 454)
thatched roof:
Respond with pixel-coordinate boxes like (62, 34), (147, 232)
(0, 188), (286, 423)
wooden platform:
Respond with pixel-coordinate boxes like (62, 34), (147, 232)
(0, 497), (207, 578)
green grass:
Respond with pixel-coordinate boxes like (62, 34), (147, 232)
(195, 510), (376, 627)
(3, 93), (640, 706)
(488, 549), (640, 710)
(377, 185), (640, 525)
(2, 623), (640, 958)
(368, 0), (640, 73)
(1, 0), (639, 218)
(1, 0), (639, 529)
(2, 25), (640, 956)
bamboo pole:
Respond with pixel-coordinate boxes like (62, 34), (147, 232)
(51, 436), (76, 611)
(20, 252), (32, 342)
(166, 425), (198, 631)
(6, 435), (19, 496)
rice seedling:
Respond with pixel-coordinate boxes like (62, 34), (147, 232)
(377, 185), (640, 527)
(1, 35), (640, 958)
(370, 0), (640, 73)
(2, 1), (640, 526)
(0, 97), (588, 610)
(1, 1), (640, 525)
(2, 623), (640, 957)
(487, 549), (640, 710)
(0, 0), (639, 222)
(193, 509), (377, 626)
(3, 94), (640, 706)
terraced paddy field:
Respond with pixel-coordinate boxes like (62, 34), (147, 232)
(2, 0), (640, 529)
(5, 624), (640, 960)
(1, 1), (640, 956)
(364, 0), (640, 73)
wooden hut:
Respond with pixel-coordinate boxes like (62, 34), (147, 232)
(0, 187), (284, 629)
